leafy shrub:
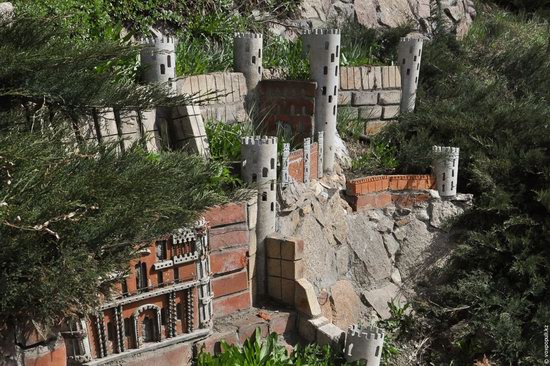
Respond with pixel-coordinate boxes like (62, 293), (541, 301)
(205, 119), (253, 161)
(197, 328), (354, 365)
(263, 36), (310, 80)
(385, 8), (550, 365)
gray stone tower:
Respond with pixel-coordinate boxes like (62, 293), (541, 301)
(301, 29), (341, 173)
(241, 136), (277, 297)
(233, 32), (263, 92)
(433, 145), (460, 197)
(140, 28), (177, 91)
(344, 325), (385, 366)
(398, 37), (423, 113)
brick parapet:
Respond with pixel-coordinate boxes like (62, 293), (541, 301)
(345, 174), (436, 211)
(286, 142), (319, 183)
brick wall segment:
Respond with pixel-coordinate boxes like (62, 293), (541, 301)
(203, 202), (247, 228)
(211, 269), (249, 298)
(209, 223), (249, 251)
(210, 247), (248, 275)
(212, 290), (252, 318)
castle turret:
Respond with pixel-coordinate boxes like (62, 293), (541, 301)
(398, 37), (423, 113)
(234, 32), (263, 93)
(140, 29), (177, 92)
(344, 325), (385, 365)
(301, 29), (341, 173)
(241, 136), (277, 297)
(433, 145), (460, 197)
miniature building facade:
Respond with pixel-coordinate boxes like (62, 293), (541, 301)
(234, 33), (263, 92)
(61, 220), (213, 364)
(433, 145), (460, 197)
(344, 324), (385, 365)
(241, 136), (278, 297)
(397, 37), (423, 113)
(301, 29), (341, 173)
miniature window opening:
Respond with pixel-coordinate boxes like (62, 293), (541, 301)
(173, 268), (179, 282)
(135, 262), (147, 290)
(270, 158), (275, 169)
(333, 105), (336, 115)
(453, 159), (456, 167)
(177, 303), (182, 319)
(161, 309), (166, 325)
(403, 58), (406, 64)
(121, 279), (128, 295)
(322, 86), (326, 95)
(252, 173), (257, 182)
(252, 56), (256, 64)
(452, 169), (455, 177)
(407, 69), (410, 75)
(157, 271), (163, 287)
(334, 86), (337, 95)
(65, 338), (83, 357)
(271, 202), (274, 211)
(331, 53), (335, 62)
(417, 63), (420, 70)
(107, 321), (115, 341)
(419, 49), (422, 56)
(124, 318), (131, 336)
(324, 41), (329, 50)
(335, 66), (338, 76)
(442, 184), (446, 191)
(323, 66), (328, 75)
(258, 66), (261, 74)
(258, 49), (262, 58)
(262, 192), (267, 201)
(156, 240), (167, 260)
(160, 64), (166, 75)
(328, 95), (333, 103)
(167, 55), (171, 68)
(142, 316), (155, 342)
(442, 172), (446, 181)
(415, 77), (418, 84)
(262, 167), (268, 177)
(451, 181), (454, 190)
(375, 346), (380, 357)
(271, 180), (275, 191)
(336, 45), (339, 56)
(414, 56), (417, 62)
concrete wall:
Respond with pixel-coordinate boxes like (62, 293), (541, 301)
(338, 65), (402, 135)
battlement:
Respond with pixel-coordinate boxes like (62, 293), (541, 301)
(399, 37), (423, 44)
(348, 324), (385, 340)
(234, 32), (263, 39)
(433, 145), (460, 155)
(140, 29), (176, 47)
(241, 136), (277, 146)
(303, 29), (341, 36)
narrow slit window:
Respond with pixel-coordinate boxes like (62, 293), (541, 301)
(258, 49), (262, 58)
(335, 66), (338, 76)
(375, 346), (380, 357)
(452, 169), (455, 177)
(252, 56), (256, 64)
(160, 64), (166, 75)
(270, 202), (274, 211)
(271, 158), (275, 169)
(328, 95), (333, 103)
(322, 87), (326, 95)
(442, 184), (446, 191)
(331, 53), (335, 62)
(336, 45), (339, 56)
(442, 172), (446, 181)
(334, 86), (337, 95)
(271, 180), (275, 191)
(258, 66), (261, 74)
(323, 66), (328, 75)
(407, 68), (410, 75)
(451, 181), (454, 190)
(262, 167), (268, 177)
(414, 56), (417, 62)
(167, 55), (171, 67)
(333, 105), (336, 115)
(262, 192), (267, 201)
(252, 173), (257, 182)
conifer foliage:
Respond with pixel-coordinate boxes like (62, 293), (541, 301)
(0, 14), (230, 327)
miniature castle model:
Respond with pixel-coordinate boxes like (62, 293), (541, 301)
(344, 324), (385, 365)
(398, 37), (423, 113)
(234, 33), (263, 92)
(433, 145), (460, 197)
(301, 29), (341, 173)
(60, 220), (213, 364)
(241, 136), (278, 297)
(140, 28), (177, 91)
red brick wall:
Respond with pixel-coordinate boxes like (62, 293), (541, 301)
(346, 174), (435, 211)
(204, 203), (252, 318)
(258, 80), (316, 144)
(287, 143), (319, 183)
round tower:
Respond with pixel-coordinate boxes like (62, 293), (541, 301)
(301, 29), (341, 173)
(433, 145), (460, 197)
(234, 32), (263, 92)
(397, 37), (423, 113)
(140, 28), (177, 92)
(344, 324), (385, 365)
(241, 136), (277, 297)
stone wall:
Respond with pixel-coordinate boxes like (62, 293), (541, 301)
(177, 72), (248, 124)
(338, 65), (402, 135)
(278, 179), (473, 325)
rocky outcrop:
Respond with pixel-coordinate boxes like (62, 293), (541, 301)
(278, 179), (473, 320)
(296, 0), (477, 39)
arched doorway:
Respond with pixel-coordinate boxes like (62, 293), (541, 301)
(132, 304), (161, 348)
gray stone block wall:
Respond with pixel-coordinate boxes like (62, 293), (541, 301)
(338, 66), (402, 135)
